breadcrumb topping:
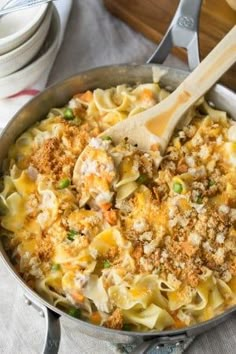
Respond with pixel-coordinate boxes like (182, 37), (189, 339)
(1, 84), (236, 332)
(104, 308), (123, 329)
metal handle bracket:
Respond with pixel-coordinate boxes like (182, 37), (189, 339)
(147, 0), (202, 71)
(131, 335), (195, 354)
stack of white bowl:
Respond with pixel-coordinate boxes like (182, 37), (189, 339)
(0, 1), (61, 99)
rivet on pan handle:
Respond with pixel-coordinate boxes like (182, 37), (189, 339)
(147, 0), (202, 71)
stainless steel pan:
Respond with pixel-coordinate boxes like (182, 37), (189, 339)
(0, 0), (236, 353)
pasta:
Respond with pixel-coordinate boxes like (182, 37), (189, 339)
(0, 83), (236, 332)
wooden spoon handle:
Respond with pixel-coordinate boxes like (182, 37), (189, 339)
(180, 25), (236, 98)
(145, 25), (236, 148)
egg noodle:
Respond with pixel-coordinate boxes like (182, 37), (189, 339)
(0, 83), (236, 331)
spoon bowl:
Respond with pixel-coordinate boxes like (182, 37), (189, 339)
(74, 26), (236, 185)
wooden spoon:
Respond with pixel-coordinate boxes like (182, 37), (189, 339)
(74, 26), (236, 182)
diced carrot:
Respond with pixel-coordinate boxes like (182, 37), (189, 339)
(74, 90), (93, 102)
(104, 209), (117, 225)
(71, 291), (85, 303)
(140, 89), (154, 100)
(150, 143), (160, 151)
(100, 202), (112, 211)
(87, 175), (94, 183)
(103, 171), (113, 183)
(172, 314), (186, 329)
(90, 311), (101, 325)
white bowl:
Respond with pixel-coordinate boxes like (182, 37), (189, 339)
(0, 1), (48, 55)
(0, 5), (60, 99)
(0, 4), (53, 78)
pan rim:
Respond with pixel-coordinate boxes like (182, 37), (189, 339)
(0, 62), (235, 339)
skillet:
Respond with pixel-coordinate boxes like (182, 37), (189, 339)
(0, 0), (235, 353)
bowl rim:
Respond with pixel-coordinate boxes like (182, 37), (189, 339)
(0, 2), (48, 47)
(0, 4), (53, 79)
(0, 5), (60, 98)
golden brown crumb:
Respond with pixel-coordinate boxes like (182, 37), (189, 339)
(132, 244), (143, 262)
(149, 249), (161, 267)
(59, 119), (90, 154)
(229, 259), (236, 276)
(177, 160), (188, 174)
(104, 308), (123, 329)
(138, 153), (154, 177)
(182, 268), (200, 287)
(181, 241), (198, 257)
(107, 247), (118, 260)
(31, 137), (71, 179)
(30, 121), (92, 180)
(36, 233), (53, 262)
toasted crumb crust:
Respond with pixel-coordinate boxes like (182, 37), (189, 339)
(1, 85), (236, 332)
(30, 118), (98, 181)
(36, 232), (53, 262)
(26, 114), (236, 287)
(104, 308), (123, 329)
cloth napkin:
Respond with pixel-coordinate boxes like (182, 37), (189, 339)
(0, 0), (72, 128)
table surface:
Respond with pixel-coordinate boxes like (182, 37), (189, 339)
(0, 1), (236, 353)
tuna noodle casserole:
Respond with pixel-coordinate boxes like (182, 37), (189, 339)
(0, 83), (236, 331)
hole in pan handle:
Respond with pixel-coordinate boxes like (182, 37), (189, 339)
(24, 293), (61, 354)
(147, 0), (202, 71)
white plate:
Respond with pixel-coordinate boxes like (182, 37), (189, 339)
(0, 4), (53, 78)
(0, 0), (48, 55)
(0, 5), (60, 99)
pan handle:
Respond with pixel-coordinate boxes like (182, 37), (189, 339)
(42, 307), (61, 354)
(131, 335), (194, 354)
(24, 294), (61, 354)
(147, 0), (202, 71)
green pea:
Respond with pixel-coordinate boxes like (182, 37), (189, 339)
(68, 307), (81, 318)
(122, 324), (132, 331)
(208, 180), (215, 187)
(51, 264), (61, 272)
(67, 230), (78, 241)
(103, 260), (111, 268)
(173, 182), (183, 194)
(136, 174), (149, 185)
(58, 178), (70, 189)
(196, 195), (203, 204)
(64, 108), (74, 120)
(101, 136), (112, 141)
